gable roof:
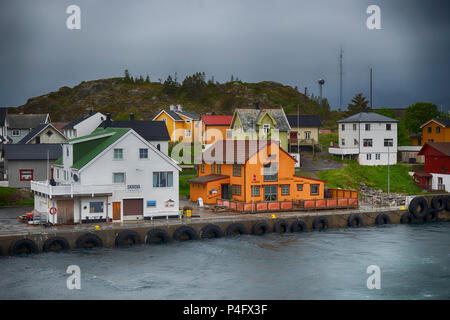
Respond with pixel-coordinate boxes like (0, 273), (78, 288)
(63, 112), (104, 130)
(418, 142), (450, 157)
(337, 112), (398, 123)
(153, 110), (183, 121)
(201, 140), (296, 164)
(233, 108), (290, 132)
(18, 122), (66, 144)
(7, 114), (49, 129)
(175, 110), (200, 120)
(420, 118), (450, 129)
(97, 120), (170, 141)
(202, 115), (233, 126)
(4, 143), (62, 161)
(51, 122), (69, 134)
(54, 128), (130, 169)
(286, 115), (322, 127)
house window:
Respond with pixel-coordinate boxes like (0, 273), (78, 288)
(217, 164), (221, 175)
(11, 129), (20, 136)
(436, 127), (440, 134)
(281, 185), (290, 195)
(89, 202), (104, 213)
(157, 144), (161, 151)
(365, 124), (371, 131)
(386, 124), (391, 131)
(252, 186), (260, 197)
(310, 184), (319, 195)
(113, 172), (125, 183)
(427, 127), (431, 133)
(366, 154), (372, 160)
(139, 148), (148, 159)
(211, 163), (215, 174)
(341, 124), (345, 131)
(226, 130), (232, 139)
(384, 139), (393, 147)
(297, 184), (303, 191)
(153, 172), (173, 187)
(363, 139), (373, 147)
(19, 169), (33, 181)
(353, 124), (357, 131)
(341, 139), (345, 146)
(264, 185), (277, 202)
(114, 148), (123, 160)
(233, 164), (241, 177)
(354, 139), (358, 146)
(305, 131), (311, 140)
(200, 163), (204, 173)
(185, 130), (191, 137)
(263, 163), (278, 181)
(185, 120), (191, 124)
(46, 130), (53, 137)
(232, 185), (241, 196)
(66, 146), (69, 157)
(263, 124), (270, 134)
(375, 154), (380, 160)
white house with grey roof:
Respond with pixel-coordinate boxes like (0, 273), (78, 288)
(63, 110), (105, 139)
(6, 113), (50, 143)
(329, 112), (398, 166)
(31, 127), (181, 224)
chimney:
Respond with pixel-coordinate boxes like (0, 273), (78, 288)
(129, 113), (134, 121)
(88, 109), (94, 116)
(104, 113), (112, 129)
(255, 101), (260, 110)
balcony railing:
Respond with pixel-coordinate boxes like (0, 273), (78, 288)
(31, 180), (116, 198)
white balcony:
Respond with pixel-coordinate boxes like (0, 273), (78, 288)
(31, 180), (115, 198)
(328, 146), (359, 155)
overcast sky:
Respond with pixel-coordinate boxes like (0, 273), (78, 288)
(1, 0), (449, 111)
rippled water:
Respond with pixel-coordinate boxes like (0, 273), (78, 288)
(1, 222), (449, 299)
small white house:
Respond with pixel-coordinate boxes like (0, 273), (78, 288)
(31, 127), (181, 224)
(63, 110), (106, 139)
(329, 112), (398, 165)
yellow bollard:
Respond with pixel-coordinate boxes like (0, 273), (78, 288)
(271, 214), (277, 219)
(95, 225), (100, 230)
(186, 210), (191, 218)
(401, 206), (405, 210)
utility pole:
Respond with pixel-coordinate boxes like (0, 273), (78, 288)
(339, 46), (343, 111)
(370, 68), (373, 110)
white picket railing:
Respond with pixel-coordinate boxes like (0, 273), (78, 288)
(31, 180), (115, 198)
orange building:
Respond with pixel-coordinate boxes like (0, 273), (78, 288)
(188, 140), (326, 205)
(201, 114), (233, 144)
(420, 119), (450, 145)
(153, 107), (201, 142)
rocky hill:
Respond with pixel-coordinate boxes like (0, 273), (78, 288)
(13, 76), (331, 122)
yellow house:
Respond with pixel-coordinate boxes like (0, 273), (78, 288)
(286, 115), (321, 152)
(153, 106), (201, 143)
(228, 108), (290, 151)
(420, 119), (450, 145)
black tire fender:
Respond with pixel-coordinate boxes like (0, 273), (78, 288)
(445, 196), (450, 212)
(312, 216), (328, 231)
(291, 220), (307, 232)
(273, 220), (289, 233)
(43, 236), (70, 252)
(9, 238), (39, 256)
(200, 224), (223, 239)
(424, 208), (439, 222)
(173, 226), (198, 241)
(145, 228), (169, 244)
(226, 223), (248, 236)
(375, 214), (391, 225)
(75, 233), (103, 249)
(431, 196), (445, 211)
(115, 230), (142, 247)
(400, 212), (414, 224)
(347, 213), (363, 227)
(408, 197), (428, 219)
(252, 222), (270, 236)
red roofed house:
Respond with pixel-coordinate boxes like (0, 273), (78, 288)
(416, 142), (450, 191)
(201, 114), (233, 144)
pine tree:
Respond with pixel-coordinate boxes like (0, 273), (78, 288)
(145, 75), (150, 83)
(347, 93), (369, 115)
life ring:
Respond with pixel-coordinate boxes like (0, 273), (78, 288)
(49, 207), (57, 215)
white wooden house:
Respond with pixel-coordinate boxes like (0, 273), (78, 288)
(31, 127), (181, 224)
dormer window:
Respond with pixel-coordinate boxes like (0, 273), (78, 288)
(263, 124), (270, 134)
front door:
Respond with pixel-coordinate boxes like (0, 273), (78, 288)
(112, 202), (121, 221)
(221, 184), (231, 200)
(123, 199), (143, 220)
(57, 199), (74, 224)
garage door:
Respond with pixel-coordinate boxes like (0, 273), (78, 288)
(57, 199), (74, 224)
(123, 199), (143, 216)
